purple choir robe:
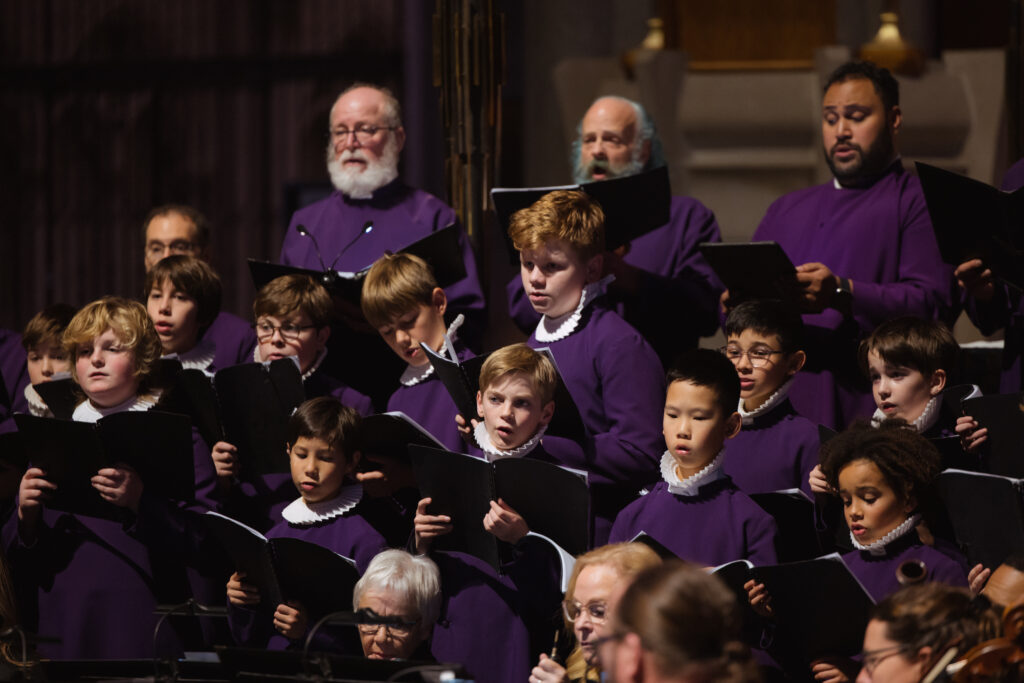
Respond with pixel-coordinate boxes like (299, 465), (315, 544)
(964, 159), (1024, 392)
(527, 303), (664, 544)
(724, 399), (820, 496)
(841, 533), (968, 602)
(279, 180), (484, 322)
(609, 479), (779, 567)
(304, 369), (374, 417)
(429, 551), (534, 683)
(752, 163), (952, 429)
(0, 329), (28, 428)
(203, 311), (257, 371)
(507, 196), (724, 360)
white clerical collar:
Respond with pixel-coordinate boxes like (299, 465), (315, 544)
(534, 275), (615, 343)
(473, 421), (546, 462)
(281, 483), (363, 525)
(850, 513), (922, 557)
(165, 338), (216, 372)
(400, 314), (465, 387)
(24, 384), (50, 417)
(253, 347), (323, 381)
(660, 450), (726, 497)
(738, 377), (794, 426)
(72, 391), (160, 423)
(871, 395), (940, 434)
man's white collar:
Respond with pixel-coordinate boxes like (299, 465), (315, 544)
(660, 450), (726, 497)
(400, 314), (465, 387)
(473, 421), (546, 462)
(738, 378), (794, 426)
(850, 513), (922, 557)
(281, 483), (363, 525)
(72, 391), (161, 423)
(534, 275), (614, 343)
(871, 395), (940, 434)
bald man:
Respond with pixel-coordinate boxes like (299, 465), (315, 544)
(506, 96), (723, 362)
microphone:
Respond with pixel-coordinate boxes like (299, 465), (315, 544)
(295, 222), (374, 288)
(328, 221), (374, 272)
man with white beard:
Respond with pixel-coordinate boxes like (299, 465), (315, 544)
(505, 96), (723, 362)
(279, 84), (484, 331)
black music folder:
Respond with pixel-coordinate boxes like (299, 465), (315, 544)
(698, 241), (799, 305)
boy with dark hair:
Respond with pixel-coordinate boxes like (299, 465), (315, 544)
(21, 303), (76, 417)
(608, 349), (777, 566)
(721, 299), (819, 495)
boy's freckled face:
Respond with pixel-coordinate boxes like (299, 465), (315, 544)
(866, 350), (943, 424)
(147, 278), (201, 355)
(476, 373), (554, 451)
(256, 313), (329, 375)
(662, 380), (740, 476)
(520, 239), (593, 318)
(288, 435), (357, 504)
(27, 341), (71, 385)
(725, 330), (800, 410)
(838, 458), (913, 545)
(75, 327), (139, 408)
(377, 302), (448, 368)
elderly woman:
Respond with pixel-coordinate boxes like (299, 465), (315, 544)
(531, 543), (662, 683)
(353, 549), (441, 661)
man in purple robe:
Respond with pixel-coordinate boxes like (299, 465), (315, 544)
(0, 329), (28, 426)
(506, 96), (723, 363)
(142, 204), (257, 370)
(741, 61), (952, 429)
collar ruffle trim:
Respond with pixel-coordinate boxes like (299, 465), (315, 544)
(281, 483), (363, 525)
(534, 275), (615, 343)
(253, 347), (325, 381)
(738, 378), (794, 426)
(166, 338), (217, 372)
(850, 513), (922, 557)
(400, 314), (465, 387)
(72, 391), (161, 423)
(473, 421), (546, 462)
(24, 385), (50, 417)
(871, 395), (940, 434)
(660, 450), (726, 497)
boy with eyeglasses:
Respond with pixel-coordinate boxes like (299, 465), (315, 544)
(720, 299), (819, 496)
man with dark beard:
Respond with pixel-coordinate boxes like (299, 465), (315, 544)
(278, 84), (484, 402)
(506, 96), (723, 362)
(737, 61), (951, 430)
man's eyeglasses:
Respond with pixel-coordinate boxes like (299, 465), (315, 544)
(254, 321), (316, 342)
(860, 645), (910, 674)
(356, 619), (419, 638)
(562, 599), (607, 623)
(146, 240), (198, 258)
(719, 345), (784, 368)
(329, 125), (398, 144)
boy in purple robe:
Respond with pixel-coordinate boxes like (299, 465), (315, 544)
(145, 255), (225, 374)
(19, 304), (76, 419)
(721, 300), (818, 496)
(736, 61), (951, 431)
(142, 204), (256, 369)
(608, 349), (778, 567)
(6, 297), (206, 659)
(507, 189), (665, 544)
(226, 397), (389, 649)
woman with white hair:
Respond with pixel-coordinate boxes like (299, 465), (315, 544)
(354, 549), (441, 661)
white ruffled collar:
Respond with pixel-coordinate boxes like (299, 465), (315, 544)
(871, 395), (940, 433)
(473, 420), (546, 462)
(281, 483), (363, 525)
(165, 338), (216, 372)
(253, 347), (324, 381)
(72, 391), (161, 423)
(850, 513), (922, 557)
(400, 314), (465, 387)
(534, 275), (614, 343)
(24, 384), (50, 417)
(738, 377), (794, 426)
(660, 450), (726, 497)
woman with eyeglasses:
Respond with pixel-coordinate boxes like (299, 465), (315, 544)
(857, 583), (999, 683)
(531, 543), (661, 683)
(353, 549), (441, 661)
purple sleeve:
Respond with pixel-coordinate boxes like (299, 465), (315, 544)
(0, 330), (29, 416)
(607, 496), (642, 544)
(746, 508), (779, 566)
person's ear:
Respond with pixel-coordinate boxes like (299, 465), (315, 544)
(476, 390), (485, 420)
(346, 450), (362, 475)
(431, 287), (448, 317)
(785, 350), (807, 376)
(725, 411), (742, 439)
(539, 400), (555, 427)
(929, 368), (947, 396)
(316, 325), (331, 349)
(393, 125), (406, 152)
(616, 632), (644, 681)
(889, 106), (902, 136)
(638, 138), (651, 166)
(903, 494), (918, 516)
(585, 253), (604, 283)
(912, 645), (933, 677)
